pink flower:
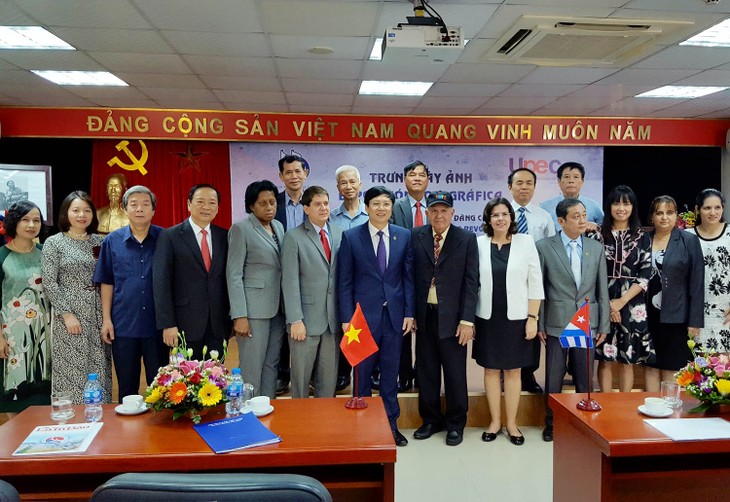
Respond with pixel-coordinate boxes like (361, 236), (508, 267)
(629, 305), (647, 323)
(203, 359), (216, 370)
(210, 366), (223, 379)
(170, 370), (181, 381)
(179, 360), (198, 374)
(157, 374), (171, 386)
(715, 365), (727, 377)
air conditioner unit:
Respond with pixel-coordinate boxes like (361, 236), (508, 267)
(483, 16), (694, 66)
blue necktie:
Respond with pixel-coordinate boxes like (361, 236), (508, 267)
(517, 206), (528, 234)
(376, 230), (386, 274)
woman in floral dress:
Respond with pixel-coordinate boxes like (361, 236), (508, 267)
(0, 201), (51, 412)
(595, 186), (654, 392)
(686, 188), (730, 353)
(41, 191), (111, 404)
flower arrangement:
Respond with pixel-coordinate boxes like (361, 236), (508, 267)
(676, 206), (695, 229)
(144, 332), (230, 423)
(675, 335), (730, 412)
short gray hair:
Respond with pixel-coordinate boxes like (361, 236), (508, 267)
(335, 165), (360, 181)
(123, 185), (157, 210)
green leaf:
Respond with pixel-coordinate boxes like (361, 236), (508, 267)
(172, 409), (186, 420)
(689, 402), (712, 413)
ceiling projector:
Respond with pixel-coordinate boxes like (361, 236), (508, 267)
(381, 23), (464, 64)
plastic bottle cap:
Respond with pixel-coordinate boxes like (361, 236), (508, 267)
(232, 368), (241, 375)
(88, 373), (98, 381)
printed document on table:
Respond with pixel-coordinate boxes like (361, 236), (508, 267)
(644, 418), (730, 441)
(13, 422), (103, 456)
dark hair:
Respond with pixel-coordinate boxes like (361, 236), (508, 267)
(302, 186), (328, 206)
(556, 198), (585, 219)
(695, 188), (726, 226)
(58, 191), (99, 233)
(188, 184), (220, 203)
(648, 195), (677, 226)
(481, 197), (517, 236)
(557, 162), (585, 180)
(122, 185), (157, 210)
(244, 180), (279, 214)
(5, 201), (43, 239)
(278, 155), (307, 174)
(507, 168), (537, 186)
(364, 186), (395, 206)
(601, 185), (642, 243)
(403, 160), (430, 176)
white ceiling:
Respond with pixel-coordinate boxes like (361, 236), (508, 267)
(2, 0), (730, 118)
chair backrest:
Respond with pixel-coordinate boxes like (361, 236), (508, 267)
(90, 473), (333, 502)
(0, 480), (19, 502)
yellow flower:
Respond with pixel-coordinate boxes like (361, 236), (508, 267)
(146, 387), (165, 404)
(716, 379), (730, 396)
(198, 382), (222, 406)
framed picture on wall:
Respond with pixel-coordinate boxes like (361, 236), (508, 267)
(0, 164), (53, 224)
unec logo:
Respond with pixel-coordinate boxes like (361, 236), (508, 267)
(508, 157), (562, 176)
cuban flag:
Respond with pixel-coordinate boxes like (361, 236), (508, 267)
(559, 301), (593, 349)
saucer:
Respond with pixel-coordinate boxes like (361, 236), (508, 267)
(115, 404), (149, 416)
(252, 405), (274, 417)
(637, 404), (672, 418)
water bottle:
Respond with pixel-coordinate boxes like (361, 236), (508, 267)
(83, 373), (103, 422)
(226, 368), (243, 416)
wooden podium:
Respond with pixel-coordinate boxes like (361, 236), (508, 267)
(0, 397), (395, 501)
(550, 392), (730, 502)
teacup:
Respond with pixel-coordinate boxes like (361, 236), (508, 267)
(644, 397), (668, 414)
(122, 394), (145, 412)
(250, 395), (270, 414)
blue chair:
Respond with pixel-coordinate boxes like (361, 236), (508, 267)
(0, 480), (19, 502)
(90, 472), (332, 501)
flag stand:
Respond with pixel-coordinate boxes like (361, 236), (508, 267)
(345, 363), (367, 409)
(577, 297), (601, 412)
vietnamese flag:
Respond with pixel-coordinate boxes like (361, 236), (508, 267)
(340, 303), (379, 367)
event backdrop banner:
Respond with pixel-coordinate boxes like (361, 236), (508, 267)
(229, 144), (602, 234)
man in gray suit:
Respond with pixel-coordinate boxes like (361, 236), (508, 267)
(281, 186), (343, 398)
(536, 198), (610, 442)
(390, 160), (430, 393)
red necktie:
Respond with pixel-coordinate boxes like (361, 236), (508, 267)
(414, 201), (424, 227)
(200, 229), (211, 272)
(320, 228), (331, 262)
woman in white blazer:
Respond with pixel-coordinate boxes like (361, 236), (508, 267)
(473, 197), (543, 446)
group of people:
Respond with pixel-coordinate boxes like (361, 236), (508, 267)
(0, 157), (725, 452)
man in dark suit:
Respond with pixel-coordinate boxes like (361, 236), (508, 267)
(281, 186), (343, 398)
(411, 191), (478, 446)
(274, 154), (309, 395)
(338, 186), (415, 447)
(536, 198), (610, 442)
(153, 184), (231, 358)
(390, 160), (430, 393)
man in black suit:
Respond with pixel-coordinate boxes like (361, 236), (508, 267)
(153, 184), (231, 358)
(390, 160), (430, 392)
(411, 191), (478, 446)
(274, 154), (309, 394)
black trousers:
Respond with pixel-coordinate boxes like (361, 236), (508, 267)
(415, 306), (468, 432)
(112, 335), (168, 402)
(544, 335), (594, 428)
(399, 332), (416, 384)
(521, 339), (541, 383)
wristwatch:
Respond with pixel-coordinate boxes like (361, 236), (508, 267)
(527, 314), (539, 320)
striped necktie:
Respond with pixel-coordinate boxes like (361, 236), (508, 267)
(517, 206), (528, 234)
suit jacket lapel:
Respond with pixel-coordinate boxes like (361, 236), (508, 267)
(549, 235), (575, 285)
(438, 227), (456, 265)
(398, 199), (413, 228)
(181, 220), (206, 271)
(358, 224), (382, 276)
(418, 227), (435, 265)
(250, 216), (279, 254)
(304, 220), (328, 263)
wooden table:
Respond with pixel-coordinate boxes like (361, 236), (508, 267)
(0, 397), (396, 501)
(550, 392), (730, 502)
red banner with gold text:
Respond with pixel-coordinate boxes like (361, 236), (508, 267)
(1, 107), (729, 147)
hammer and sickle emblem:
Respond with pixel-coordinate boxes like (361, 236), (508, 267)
(107, 140), (149, 175)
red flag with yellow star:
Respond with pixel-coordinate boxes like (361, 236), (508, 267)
(340, 303), (378, 367)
